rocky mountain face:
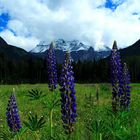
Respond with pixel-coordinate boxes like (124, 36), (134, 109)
(30, 39), (111, 63)
(30, 39), (92, 52)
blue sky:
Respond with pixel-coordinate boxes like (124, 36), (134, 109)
(0, 0), (140, 51)
(0, 13), (10, 31)
(105, 0), (123, 10)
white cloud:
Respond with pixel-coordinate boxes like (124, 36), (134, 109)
(0, 0), (140, 51)
(7, 20), (29, 37)
(0, 29), (39, 50)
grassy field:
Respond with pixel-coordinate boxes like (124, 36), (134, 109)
(0, 83), (140, 140)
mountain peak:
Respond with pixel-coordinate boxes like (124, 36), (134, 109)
(30, 39), (92, 53)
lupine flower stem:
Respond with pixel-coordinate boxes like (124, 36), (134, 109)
(46, 42), (58, 92)
(16, 133), (21, 140)
(35, 131), (40, 140)
(95, 84), (99, 101)
(46, 42), (58, 137)
(110, 41), (131, 112)
(50, 90), (59, 138)
(100, 133), (102, 140)
(110, 41), (123, 112)
(50, 108), (53, 138)
(60, 52), (77, 134)
(120, 63), (131, 110)
(6, 88), (22, 133)
(67, 134), (71, 140)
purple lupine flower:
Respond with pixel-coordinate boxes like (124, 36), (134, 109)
(6, 92), (22, 132)
(60, 52), (77, 134)
(120, 63), (131, 110)
(110, 41), (123, 112)
(46, 42), (58, 91)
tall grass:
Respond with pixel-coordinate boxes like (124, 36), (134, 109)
(0, 83), (139, 140)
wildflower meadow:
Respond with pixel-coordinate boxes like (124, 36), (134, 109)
(0, 41), (139, 140)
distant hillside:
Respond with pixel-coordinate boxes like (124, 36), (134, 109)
(0, 37), (43, 84)
(120, 39), (140, 57)
(0, 37), (31, 61)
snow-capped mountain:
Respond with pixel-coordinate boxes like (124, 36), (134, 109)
(30, 39), (93, 53)
(30, 39), (111, 63)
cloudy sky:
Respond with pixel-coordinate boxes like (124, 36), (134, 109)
(0, 0), (140, 51)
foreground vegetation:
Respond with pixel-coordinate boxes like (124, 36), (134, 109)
(0, 83), (139, 140)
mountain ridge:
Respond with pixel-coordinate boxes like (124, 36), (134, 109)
(120, 39), (140, 57)
(30, 39), (110, 53)
(0, 36), (140, 63)
(0, 37), (31, 61)
(30, 39), (111, 62)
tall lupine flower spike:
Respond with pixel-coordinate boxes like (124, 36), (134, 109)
(110, 41), (123, 112)
(6, 88), (22, 132)
(120, 63), (131, 110)
(46, 42), (58, 91)
(60, 52), (77, 134)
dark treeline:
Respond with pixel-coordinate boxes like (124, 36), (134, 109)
(72, 59), (109, 83)
(0, 51), (139, 84)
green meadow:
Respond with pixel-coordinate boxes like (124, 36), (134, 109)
(0, 83), (140, 140)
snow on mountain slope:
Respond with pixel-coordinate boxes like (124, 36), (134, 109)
(30, 39), (93, 53)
